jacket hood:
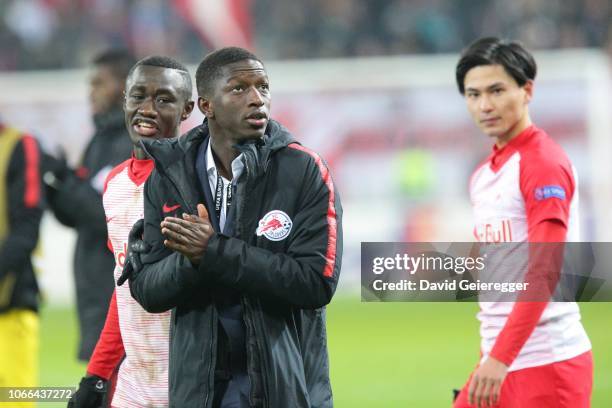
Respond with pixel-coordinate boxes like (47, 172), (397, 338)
(140, 118), (297, 177)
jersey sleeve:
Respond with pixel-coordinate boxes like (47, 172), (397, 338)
(519, 153), (574, 234)
(489, 220), (567, 366)
(86, 290), (125, 380)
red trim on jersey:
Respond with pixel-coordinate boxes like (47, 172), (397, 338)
(104, 157), (154, 194)
(489, 125), (536, 173)
(472, 125), (574, 231)
(103, 159), (131, 195)
(288, 143), (337, 278)
(489, 220), (567, 366)
(21, 135), (40, 208)
(518, 130), (574, 231)
(128, 157), (154, 186)
(87, 291), (125, 380)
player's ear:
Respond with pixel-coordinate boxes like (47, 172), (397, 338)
(198, 96), (213, 119)
(523, 80), (534, 104)
(181, 100), (195, 121)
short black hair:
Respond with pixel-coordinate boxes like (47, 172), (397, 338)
(455, 37), (537, 95)
(195, 47), (263, 97)
(127, 55), (193, 100)
(92, 48), (136, 82)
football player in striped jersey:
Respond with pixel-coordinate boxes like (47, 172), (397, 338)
(68, 56), (193, 408)
(453, 37), (592, 408)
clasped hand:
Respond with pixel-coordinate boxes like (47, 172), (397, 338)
(161, 203), (213, 265)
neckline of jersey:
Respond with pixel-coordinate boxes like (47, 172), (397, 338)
(128, 155), (154, 186)
(489, 125), (537, 172)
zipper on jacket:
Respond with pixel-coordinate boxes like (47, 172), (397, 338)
(236, 175), (254, 404)
(242, 297), (256, 406)
(234, 170), (269, 407)
(203, 306), (217, 408)
(159, 154), (214, 407)
(243, 297), (269, 408)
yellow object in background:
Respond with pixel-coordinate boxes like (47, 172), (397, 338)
(0, 309), (38, 408)
(395, 149), (435, 198)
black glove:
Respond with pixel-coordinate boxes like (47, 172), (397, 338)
(41, 150), (70, 187)
(117, 218), (150, 286)
(67, 375), (108, 408)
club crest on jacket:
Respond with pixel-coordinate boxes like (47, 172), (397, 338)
(256, 210), (292, 241)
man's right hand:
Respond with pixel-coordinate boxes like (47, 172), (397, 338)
(161, 203), (214, 265)
(67, 375), (108, 408)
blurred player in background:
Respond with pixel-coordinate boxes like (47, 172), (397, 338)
(0, 121), (44, 408)
(453, 37), (592, 407)
(67, 56), (194, 408)
(43, 49), (135, 361)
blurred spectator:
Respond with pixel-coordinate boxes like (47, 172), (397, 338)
(0, 121), (44, 407)
(42, 49), (134, 361)
(0, 0), (611, 70)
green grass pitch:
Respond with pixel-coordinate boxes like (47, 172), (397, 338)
(39, 298), (611, 407)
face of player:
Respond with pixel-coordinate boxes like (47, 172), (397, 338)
(123, 65), (194, 146)
(463, 64), (533, 147)
(199, 59), (270, 143)
(90, 64), (125, 116)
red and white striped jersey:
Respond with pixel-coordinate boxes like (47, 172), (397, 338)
(103, 157), (170, 407)
(469, 125), (591, 371)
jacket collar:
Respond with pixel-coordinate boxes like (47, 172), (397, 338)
(140, 118), (296, 177)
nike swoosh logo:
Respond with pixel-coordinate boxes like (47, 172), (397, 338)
(105, 216), (116, 223)
(163, 203), (181, 213)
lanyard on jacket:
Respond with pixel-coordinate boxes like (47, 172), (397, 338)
(214, 174), (232, 222)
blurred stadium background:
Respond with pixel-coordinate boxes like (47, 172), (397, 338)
(0, 0), (611, 406)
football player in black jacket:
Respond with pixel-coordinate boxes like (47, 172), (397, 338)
(127, 47), (342, 408)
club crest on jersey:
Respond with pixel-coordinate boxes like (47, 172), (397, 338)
(534, 185), (566, 201)
(256, 210), (292, 241)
